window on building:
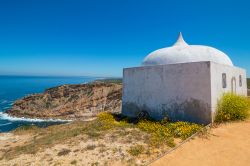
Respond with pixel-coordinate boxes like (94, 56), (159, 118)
(222, 73), (227, 88)
(239, 75), (242, 87)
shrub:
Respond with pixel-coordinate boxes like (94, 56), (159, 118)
(70, 160), (77, 165)
(137, 120), (202, 145)
(97, 112), (130, 129)
(127, 145), (145, 156)
(97, 112), (116, 123)
(167, 121), (202, 139)
(97, 112), (116, 129)
(215, 93), (250, 122)
(86, 144), (96, 150)
(137, 120), (175, 147)
(57, 149), (71, 156)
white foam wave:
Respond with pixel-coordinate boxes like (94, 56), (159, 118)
(0, 122), (12, 127)
(0, 112), (71, 123)
(3, 107), (10, 111)
(0, 100), (8, 104)
(7, 103), (13, 106)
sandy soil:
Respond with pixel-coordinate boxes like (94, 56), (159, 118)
(0, 127), (171, 166)
(151, 120), (250, 166)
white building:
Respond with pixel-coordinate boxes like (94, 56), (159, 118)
(122, 33), (247, 124)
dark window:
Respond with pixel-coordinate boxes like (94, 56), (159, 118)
(239, 75), (242, 87)
(222, 73), (227, 88)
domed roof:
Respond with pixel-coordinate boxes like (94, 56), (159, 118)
(142, 33), (233, 66)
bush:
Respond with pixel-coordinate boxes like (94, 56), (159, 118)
(127, 145), (145, 156)
(167, 122), (202, 140)
(70, 160), (77, 165)
(96, 112), (117, 130)
(137, 120), (202, 146)
(97, 112), (130, 129)
(215, 93), (250, 122)
(137, 120), (174, 147)
(57, 149), (71, 156)
(86, 144), (96, 150)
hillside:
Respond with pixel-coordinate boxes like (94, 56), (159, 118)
(7, 82), (122, 120)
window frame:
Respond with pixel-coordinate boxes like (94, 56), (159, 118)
(239, 75), (242, 87)
(222, 73), (227, 88)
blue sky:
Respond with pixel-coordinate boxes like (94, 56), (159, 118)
(0, 0), (249, 77)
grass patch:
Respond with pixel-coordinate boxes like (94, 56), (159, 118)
(70, 160), (77, 165)
(4, 122), (89, 159)
(86, 145), (96, 150)
(85, 130), (101, 139)
(215, 93), (250, 122)
(3, 112), (203, 160)
(127, 145), (145, 156)
(14, 124), (39, 133)
(96, 78), (122, 84)
(57, 149), (71, 156)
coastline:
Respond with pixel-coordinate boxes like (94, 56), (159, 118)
(1, 80), (122, 132)
(0, 76), (112, 132)
(6, 82), (122, 120)
(0, 112), (72, 123)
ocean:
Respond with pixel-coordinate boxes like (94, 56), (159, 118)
(0, 76), (98, 132)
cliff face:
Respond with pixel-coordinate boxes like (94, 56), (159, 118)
(7, 82), (122, 120)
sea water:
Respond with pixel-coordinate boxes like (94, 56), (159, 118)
(0, 76), (98, 132)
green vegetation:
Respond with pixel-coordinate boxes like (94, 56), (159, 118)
(167, 121), (202, 139)
(70, 160), (77, 165)
(14, 124), (39, 133)
(127, 145), (145, 156)
(99, 113), (202, 147)
(57, 149), (71, 156)
(3, 112), (203, 159)
(86, 145), (96, 150)
(96, 78), (122, 84)
(215, 93), (250, 123)
(137, 120), (202, 147)
(137, 120), (174, 147)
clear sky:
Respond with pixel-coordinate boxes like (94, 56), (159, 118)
(0, 0), (249, 77)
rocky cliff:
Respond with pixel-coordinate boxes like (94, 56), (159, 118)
(7, 82), (122, 120)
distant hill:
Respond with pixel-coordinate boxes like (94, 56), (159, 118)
(7, 82), (122, 120)
(96, 78), (122, 84)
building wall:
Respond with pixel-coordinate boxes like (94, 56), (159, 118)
(122, 61), (212, 124)
(210, 62), (247, 120)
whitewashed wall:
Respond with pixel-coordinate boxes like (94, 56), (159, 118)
(210, 62), (247, 120)
(122, 62), (212, 124)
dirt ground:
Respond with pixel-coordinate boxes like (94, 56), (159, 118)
(0, 125), (173, 166)
(151, 120), (250, 166)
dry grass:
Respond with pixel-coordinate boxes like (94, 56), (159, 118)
(127, 145), (145, 156)
(1, 113), (204, 165)
(57, 149), (71, 156)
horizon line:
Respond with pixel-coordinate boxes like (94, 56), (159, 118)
(0, 74), (122, 78)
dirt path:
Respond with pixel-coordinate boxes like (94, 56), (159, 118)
(151, 120), (250, 166)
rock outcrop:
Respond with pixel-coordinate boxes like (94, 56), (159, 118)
(7, 82), (122, 120)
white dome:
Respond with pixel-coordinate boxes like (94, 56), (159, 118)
(142, 33), (233, 66)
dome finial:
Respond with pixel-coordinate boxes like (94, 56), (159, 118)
(174, 32), (188, 46)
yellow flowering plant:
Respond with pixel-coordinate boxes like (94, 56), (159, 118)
(215, 93), (250, 122)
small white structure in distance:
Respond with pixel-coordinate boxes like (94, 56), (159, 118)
(122, 33), (247, 124)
